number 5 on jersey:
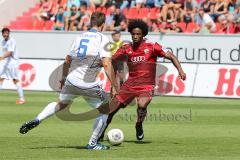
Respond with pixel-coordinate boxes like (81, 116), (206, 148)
(77, 39), (89, 59)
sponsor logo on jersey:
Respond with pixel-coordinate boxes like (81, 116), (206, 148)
(131, 56), (146, 62)
(144, 48), (150, 54)
(19, 63), (36, 87)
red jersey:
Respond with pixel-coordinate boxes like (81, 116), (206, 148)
(112, 40), (167, 87)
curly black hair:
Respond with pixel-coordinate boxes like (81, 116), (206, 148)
(128, 19), (148, 37)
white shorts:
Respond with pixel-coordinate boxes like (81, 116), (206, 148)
(59, 80), (109, 108)
(0, 61), (19, 80)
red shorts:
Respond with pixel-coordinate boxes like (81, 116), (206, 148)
(116, 84), (154, 106)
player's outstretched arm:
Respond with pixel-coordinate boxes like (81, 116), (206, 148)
(0, 51), (13, 60)
(102, 57), (119, 96)
(165, 51), (186, 81)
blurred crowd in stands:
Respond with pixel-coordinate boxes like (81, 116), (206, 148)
(33, 0), (240, 33)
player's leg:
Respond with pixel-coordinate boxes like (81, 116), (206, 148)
(9, 64), (25, 104)
(19, 84), (77, 134)
(98, 97), (124, 142)
(135, 92), (152, 141)
(98, 85), (135, 141)
(0, 62), (6, 89)
(82, 86), (111, 150)
(13, 79), (25, 104)
(19, 101), (69, 134)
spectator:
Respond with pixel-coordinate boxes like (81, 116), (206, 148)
(67, 0), (81, 9)
(233, 17), (240, 33)
(234, 4), (240, 20)
(114, 0), (124, 8)
(161, 0), (183, 22)
(104, 5), (116, 31)
(115, 20), (128, 31)
(151, 22), (160, 32)
(90, 0), (108, 9)
(200, 0), (215, 14)
(145, 0), (165, 8)
(64, 5), (80, 30)
(77, 2), (91, 30)
(113, 7), (127, 29)
(183, 0), (198, 22)
(183, 8), (194, 23)
(146, 0), (156, 8)
(195, 7), (216, 33)
(211, 0), (228, 21)
(32, 0), (54, 29)
(58, 0), (68, 9)
(53, 6), (65, 30)
(217, 14), (235, 33)
(159, 20), (183, 33)
(226, 0), (237, 22)
(135, 0), (145, 9)
(120, 0), (135, 11)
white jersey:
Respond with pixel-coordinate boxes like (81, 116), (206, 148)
(66, 29), (111, 88)
(0, 38), (19, 79)
(1, 38), (19, 67)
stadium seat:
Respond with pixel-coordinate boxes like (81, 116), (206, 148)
(215, 22), (221, 33)
(126, 8), (138, 19)
(148, 8), (160, 20)
(186, 22), (196, 33)
(45, 21), (54, 30)
(122, 8), (128, 16)
(177, 22), (187, 32)
(138, 8), (149, 19)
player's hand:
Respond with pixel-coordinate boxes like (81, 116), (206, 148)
(0, 57), (3, 61)
(178, 71), (186, 81)
(111, 87), (118, 98)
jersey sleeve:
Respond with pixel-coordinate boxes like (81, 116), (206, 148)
(112, 45), (127, 61)
(100, 35), (111, 58)
(153, 42), (168, 57)
(7, 39), (16, 52)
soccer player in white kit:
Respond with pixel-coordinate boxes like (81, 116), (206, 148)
(19, 12), (118, 150)
(0, 28), (25, 104)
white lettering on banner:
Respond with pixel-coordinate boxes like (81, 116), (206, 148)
(131, 56), (146, 62)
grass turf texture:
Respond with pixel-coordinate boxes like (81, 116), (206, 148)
(0, 90), (240, 160)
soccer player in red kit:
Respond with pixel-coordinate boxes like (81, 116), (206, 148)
(99, 19), (186, 141)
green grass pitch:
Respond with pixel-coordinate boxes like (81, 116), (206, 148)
(1, 90), (240, 160)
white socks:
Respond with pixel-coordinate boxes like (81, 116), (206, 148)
(36, 102), (60, 122)
(35, 101), (108, 147)
(15, 82), (24, 100)
(88, 114), (108, 146)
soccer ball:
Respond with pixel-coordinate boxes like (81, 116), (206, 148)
(107, 129), (124, 146)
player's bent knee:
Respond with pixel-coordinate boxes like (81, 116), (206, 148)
(97, 102), (110, 114)
(137, 99), (151, 108)
(109, 98), (124, 114)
